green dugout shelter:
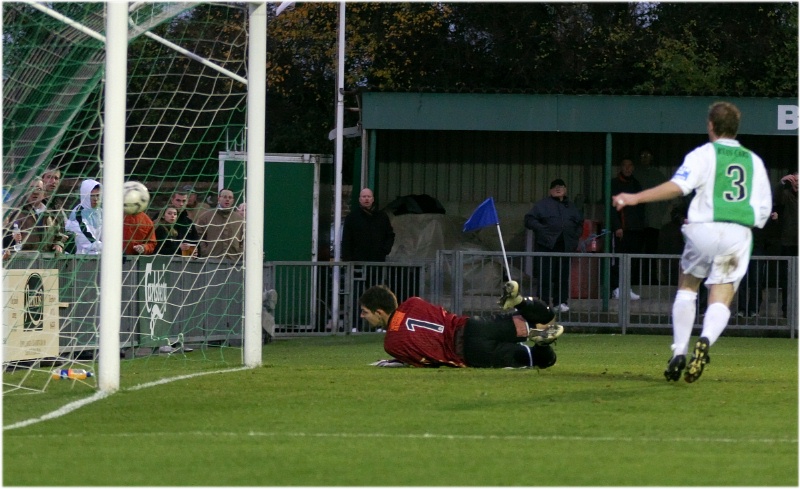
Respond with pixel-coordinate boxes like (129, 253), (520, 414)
(356, 93), (798, 307)
(358, 93), (798, 217)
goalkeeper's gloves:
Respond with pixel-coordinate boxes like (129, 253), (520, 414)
(498, 280), (523, 310)
(370, 359), (407, 368)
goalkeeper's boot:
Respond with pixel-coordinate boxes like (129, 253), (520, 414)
(684, 337), (711, 384)
(516, 298), (555, 327)
(663, 354), (686, 382)
(498, 280), (523, 310)
(529, 323), (564, 346)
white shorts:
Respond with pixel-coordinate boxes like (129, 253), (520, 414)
(680, 222), (753, 290)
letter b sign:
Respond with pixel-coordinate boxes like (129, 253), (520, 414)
(778, 105), (798, 130)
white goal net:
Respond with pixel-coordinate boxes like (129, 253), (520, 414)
(3, 2), (265, 393)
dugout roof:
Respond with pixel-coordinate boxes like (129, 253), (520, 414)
(356, 92), (798, 247)
(362, 93), (798, 136)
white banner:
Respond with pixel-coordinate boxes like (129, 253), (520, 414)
(3, 269), (60, 362)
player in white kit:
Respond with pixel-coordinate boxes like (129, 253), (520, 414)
(612, 102), (772, 383)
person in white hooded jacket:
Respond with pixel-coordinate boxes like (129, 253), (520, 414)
(65, 179), (103, 254)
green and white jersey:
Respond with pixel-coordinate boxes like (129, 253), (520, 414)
(671, 139), (772, 229)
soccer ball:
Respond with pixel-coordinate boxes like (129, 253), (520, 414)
(123, 181), (150, 215)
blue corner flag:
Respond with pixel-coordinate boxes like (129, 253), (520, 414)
(463, 197), (499, 232)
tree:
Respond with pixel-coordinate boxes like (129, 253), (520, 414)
(5, 2), (796, 183)
(634, 2), (798, 95)
(265, 2), (457, 161)
(259, 2), (798, 178)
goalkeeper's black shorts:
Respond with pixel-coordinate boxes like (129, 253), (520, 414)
(462, 315), (556, 369)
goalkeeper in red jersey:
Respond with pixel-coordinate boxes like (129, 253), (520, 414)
(359, 282), (563, 369)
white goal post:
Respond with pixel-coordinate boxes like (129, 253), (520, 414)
(3, 2), (267, 393)
(97, 2), (266, 391)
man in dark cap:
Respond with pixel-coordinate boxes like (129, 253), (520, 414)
(182, 184), (210, 223)
(524, 178), (584, 312)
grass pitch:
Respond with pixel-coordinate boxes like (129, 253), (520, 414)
(3, 333), (797, 486)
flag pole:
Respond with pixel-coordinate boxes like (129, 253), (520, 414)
(462, 197), (512, 282)
(495, 224), (512, 281)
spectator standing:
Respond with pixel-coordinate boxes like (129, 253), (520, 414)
(734, 216), (775, 318)
(194, 188), (244, 260)
(524, 178), (584, 312)
(777, 173), (798, 253)
(42, 164), (69, 216)
(610, 157), (645, 300)
(656, 201), (688, 285)
(65, 179), (103, 255)
(359, 282), (563, 369)
(123, 209), (156, 256)
(342, 188), (396, 332)
(637, 149), (672, 284)
(613, 101), (772, 383)
(342, 188), (395, 262)
(154, 207), (181, 255)
(154, 206), (197, 256)
(41, 166), (67, 211)
(42, 165), (81, 253)
(776, 172), (798, 318)
(167, 190), (199, 254)
(41, 167), (61, 197)
(183, 185), (210, 223)
(636, 149), (669, 253)
(3, 178), (67, 254)
(236, 201), (247, 245)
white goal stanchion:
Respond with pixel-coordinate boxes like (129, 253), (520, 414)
(243, 2), (266, 368)
(97, 0), (128, 392)
(3, 2), (266, 393)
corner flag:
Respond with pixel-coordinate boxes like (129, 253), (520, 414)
(463, 197), (512, 281)
(463, 197), (499, 232)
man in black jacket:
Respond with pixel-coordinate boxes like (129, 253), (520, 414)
(610, 157), (645, 300)
(168, 189), (200, 255)
(524, 178), (584, 312)
(342, 188), (395, 262)
(342, 188), (396, 332)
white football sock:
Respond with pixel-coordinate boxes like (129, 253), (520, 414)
(671, 290), (697, 356)
(701, 302), (731, 345)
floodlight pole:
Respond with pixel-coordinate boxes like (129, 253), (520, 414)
(243, 2), (267, 368)
(98, 1), (128, 393)
(332, 1), (345, 332)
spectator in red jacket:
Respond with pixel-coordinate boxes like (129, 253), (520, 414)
(123, 210), (156, 255)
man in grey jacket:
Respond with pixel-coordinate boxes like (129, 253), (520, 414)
(524, 179), (584, 312)
(194, 188), (244, 261)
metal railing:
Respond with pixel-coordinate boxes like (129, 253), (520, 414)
(434, 250), (797, 338)
(3, 253), (245, 357)
(265, 261), (429, 336)
(3, 250), (795, 362)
